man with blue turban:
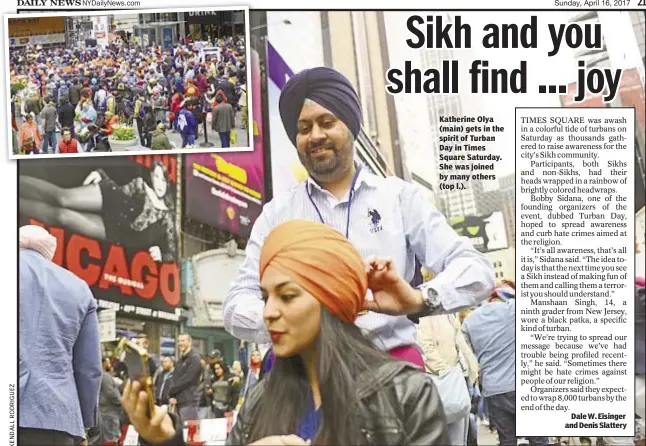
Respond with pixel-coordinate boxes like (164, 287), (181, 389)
(224, 66), (495, 371)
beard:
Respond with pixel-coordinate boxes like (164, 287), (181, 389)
(298, 141), (346, 180)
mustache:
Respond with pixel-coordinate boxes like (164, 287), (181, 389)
(307, 142), (336, 154)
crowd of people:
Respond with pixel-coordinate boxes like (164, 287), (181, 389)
(17, 64), (646, 446)
(10, 35), (247, 154)
(96, 334), (262, 443)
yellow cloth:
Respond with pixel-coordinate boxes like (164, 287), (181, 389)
(259, 220), (367, 323)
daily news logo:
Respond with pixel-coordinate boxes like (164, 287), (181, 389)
(18, 0), (83, 5)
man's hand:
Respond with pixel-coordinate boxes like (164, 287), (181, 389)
(364, 256), (425, 316)
(122, 380), (176, 444)
(168, 398), (177, 405)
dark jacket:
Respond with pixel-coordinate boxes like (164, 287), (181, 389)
(143, 361), (448, 446)
(153, 368), (174, 406)
(69, 84), (83, 105)
(216, 81), (236, 104)
(58, 102), (76, 130)
(168, 349), (202, 406)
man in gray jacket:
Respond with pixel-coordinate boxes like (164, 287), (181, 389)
(40, 97), (58, 154)
(211, 94), (234, 148)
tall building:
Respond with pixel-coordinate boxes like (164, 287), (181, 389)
(322, 11), (403, 177)
(421, 38), (479, 218)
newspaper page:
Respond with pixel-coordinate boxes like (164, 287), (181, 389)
(2, 2), (645, 446)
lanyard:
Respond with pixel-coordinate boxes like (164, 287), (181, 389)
(305, 165), (362, 240)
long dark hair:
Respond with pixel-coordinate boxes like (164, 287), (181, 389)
(144, 160), (174, 210)
(213, 359), (231, 381)
(249, 309), (396, 445)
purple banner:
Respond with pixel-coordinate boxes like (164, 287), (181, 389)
(267, 41), (294, 89)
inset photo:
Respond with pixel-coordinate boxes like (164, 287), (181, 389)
(5, 7), (252, 159)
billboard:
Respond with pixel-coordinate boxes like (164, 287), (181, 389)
(91, 16), (109, 48)
(184, 48), (265, 238)
(18, 155), (182, 317)
(7, 17), (65, 37)
(450, 211), (508, 253)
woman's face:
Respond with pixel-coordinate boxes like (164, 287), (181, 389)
(151, 165), (168, 198)
(214, 363), (224, 378)
(250, 350), (261, 364)
(261, 265), (321, 358)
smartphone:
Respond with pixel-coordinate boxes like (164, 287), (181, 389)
(116, 338), (155, 418)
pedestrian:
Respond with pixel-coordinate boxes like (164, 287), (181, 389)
(210, 360), (238, 418)
(57, 128), (79, 154)
(58, 97), (76, 139)
(69, 78), (82, 108)
(40, 97), (58, 154)
(19, 225), (102, 446)
(211, 93), (234, 148)
(462, 285), (549, 446)
(151, 123), (173, 150)
(197, 358), (213, 420)
(418, 312), (476, 445)
(224, 66), (495, 369)
(99, 357), (122, 443)
(142, 103), (157, 148)
(177, 100), (198, 147)
(238, 85), (248, 130)
(134, 94), (147, 144)
(238, 345), (262, 401)
(135, 333), (158, 377)
(167, 333), (202, 423)
(152, 356), (175, 407)
(79, 101), (97, 136)
(19, 113), (42, 155)
(122, 220), (449, 445)
(170, 90), (183, 132)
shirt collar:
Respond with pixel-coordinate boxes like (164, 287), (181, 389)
(305, 165), (378, 197)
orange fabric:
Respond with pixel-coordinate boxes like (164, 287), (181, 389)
(259, 220), (367, 323)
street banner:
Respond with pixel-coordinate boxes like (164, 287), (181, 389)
(18, 154), (182, 315)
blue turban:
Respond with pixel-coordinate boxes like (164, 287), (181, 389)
(279, 67), (362, 146)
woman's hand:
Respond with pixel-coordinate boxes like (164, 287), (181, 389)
(122, 380), (176, 444)
(149, 246), (162, 262)
(363, 256), (425, 316)
(83, 170), (102, 186)
(248, 435), (311, 446)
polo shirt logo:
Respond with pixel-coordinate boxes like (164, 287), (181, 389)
(368, 208), (383, 234)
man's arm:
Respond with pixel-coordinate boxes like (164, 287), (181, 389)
(401, 183), (495, 315)
(222, 207), (275, 344)
(73, 286), (103, 429)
